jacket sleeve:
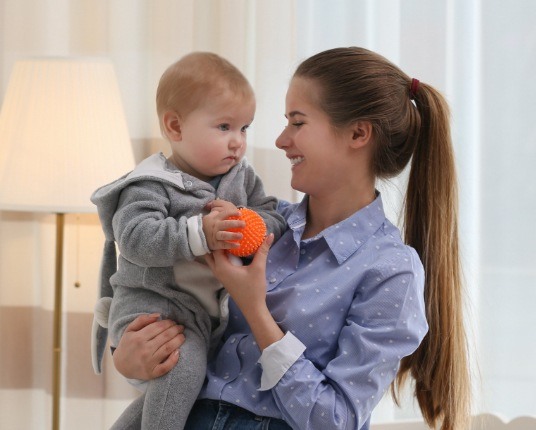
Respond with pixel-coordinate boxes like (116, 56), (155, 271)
(111, 180), (200, 267)
(243, 165), (287, 241)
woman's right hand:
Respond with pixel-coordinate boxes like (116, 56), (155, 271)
(112, 313), (185, 380)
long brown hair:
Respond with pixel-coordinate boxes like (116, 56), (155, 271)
(295, 47), (470, 429)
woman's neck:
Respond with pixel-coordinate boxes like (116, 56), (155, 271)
(302, 185), (376, 240)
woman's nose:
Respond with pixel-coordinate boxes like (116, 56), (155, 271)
(275, 128), (289, 149)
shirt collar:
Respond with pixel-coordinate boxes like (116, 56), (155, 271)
(287, 193), (387, 265)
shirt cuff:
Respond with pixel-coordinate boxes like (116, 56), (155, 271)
(187, 214), (210, 256)
(257, 332), (306, 391)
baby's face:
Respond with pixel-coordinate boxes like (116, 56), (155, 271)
(170, 93), (255, 182)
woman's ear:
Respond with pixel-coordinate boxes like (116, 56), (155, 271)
(162, 111), (182, 142)
(349, 120), (373, 149)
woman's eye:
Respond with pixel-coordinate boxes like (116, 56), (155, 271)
(292, 122), (304, 127)
(218, 124), (230, 131)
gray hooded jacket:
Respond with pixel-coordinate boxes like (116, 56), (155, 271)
(90, 152), (286, 374)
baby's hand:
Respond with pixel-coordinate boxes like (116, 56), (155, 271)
(205, 199), (239, 214)
(203, 200), (245, 251)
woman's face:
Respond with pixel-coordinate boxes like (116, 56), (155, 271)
(276, 77), (351, 197)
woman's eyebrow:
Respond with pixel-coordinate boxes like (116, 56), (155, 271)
(285, 110), (306, 118)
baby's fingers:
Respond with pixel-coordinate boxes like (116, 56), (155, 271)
(216, 230), (243, 242)
(206, 200), (240, 216)
(219, 219), (245, 231)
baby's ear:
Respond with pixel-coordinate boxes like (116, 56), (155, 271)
(162, 111), (182, 141)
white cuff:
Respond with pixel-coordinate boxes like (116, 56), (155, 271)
(127, 378), (148, 393)
(187, 215), (210, 256)
(257, 332), (306, 391)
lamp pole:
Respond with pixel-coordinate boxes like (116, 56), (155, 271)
(52, 213), (65, 430)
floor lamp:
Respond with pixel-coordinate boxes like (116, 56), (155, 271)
(0, 58), (135, 429)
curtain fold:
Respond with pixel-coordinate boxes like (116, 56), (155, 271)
(1, 0), (534, 428)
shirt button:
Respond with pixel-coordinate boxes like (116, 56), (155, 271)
(269, 278), (277, 283)
(300, 249), (306, 255)
(185, 180), (193, 187)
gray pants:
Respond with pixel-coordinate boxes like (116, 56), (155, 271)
(108, 285), (214, 430)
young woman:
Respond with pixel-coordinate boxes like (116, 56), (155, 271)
(111, 47), (470, 430)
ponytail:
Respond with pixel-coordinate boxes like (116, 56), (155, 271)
(394, 83), (471, 430)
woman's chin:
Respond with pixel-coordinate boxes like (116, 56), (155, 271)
(290, 177), (306, 194)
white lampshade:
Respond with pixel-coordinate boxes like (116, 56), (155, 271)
(0, 58), (135, 213)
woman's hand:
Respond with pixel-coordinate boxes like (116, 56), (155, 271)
(112, 313), (185, 380)
(205, 234), (284, 350)
(205, 234), (273, 312)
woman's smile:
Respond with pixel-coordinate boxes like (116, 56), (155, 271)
(289, 156), (304, 167)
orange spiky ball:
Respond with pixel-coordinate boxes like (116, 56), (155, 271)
(227, 207), (267, 257)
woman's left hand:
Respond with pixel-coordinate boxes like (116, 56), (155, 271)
(205, 234), (274, 319)
(206, 233), (284, 350)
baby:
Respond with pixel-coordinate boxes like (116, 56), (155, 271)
(90, 52), (286, 429)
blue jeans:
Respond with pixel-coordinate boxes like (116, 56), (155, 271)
(184, 399), (292, 430)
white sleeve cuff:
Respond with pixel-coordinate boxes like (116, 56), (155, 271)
(257, 332), (306, 391)
(187, 215), (210, 256)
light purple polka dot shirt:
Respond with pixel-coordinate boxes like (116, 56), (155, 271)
(200, 194), (428, 430)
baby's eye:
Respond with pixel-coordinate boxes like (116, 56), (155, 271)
(241, 124), (250, 133)
(218, 124), (230, 131)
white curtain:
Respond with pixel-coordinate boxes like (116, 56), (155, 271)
(1, 0), (535, 428)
